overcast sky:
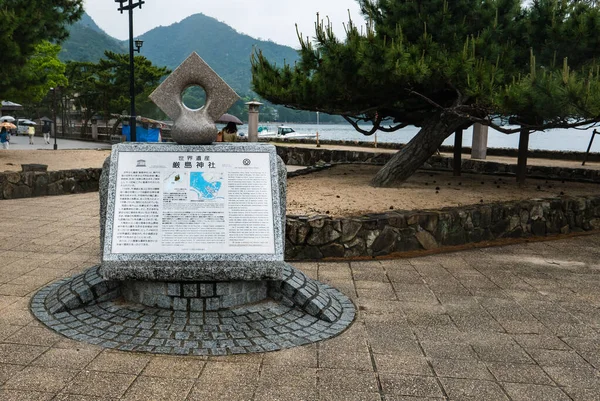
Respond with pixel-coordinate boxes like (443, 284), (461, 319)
(83, 0), (366, 48)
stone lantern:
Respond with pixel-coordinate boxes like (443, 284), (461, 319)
(246, 101), (263, 142)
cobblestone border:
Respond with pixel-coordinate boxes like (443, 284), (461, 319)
(31, 266), (355, 355)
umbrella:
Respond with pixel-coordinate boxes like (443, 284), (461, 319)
(217, 113), (243, 125)
(40, 116), (53, 122)
(18, 119), (36, 125)
(0, 116), (15, 122)
(0, 122), (16, 129)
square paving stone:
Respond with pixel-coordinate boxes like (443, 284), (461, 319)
(4, 326), (63, 346)
(502, 383), (571, 401)
(512, 334), (570, 351)
(141, 357), (205, 379)
(53, 392), (112, 400)
(259, 365), (317, 388)
(63, 371), (136, 398)
(471, 342), (533, 364)
(420, 341), (477, 360)
(0, 344), (48, 365)
(529, 349), (590, 367)
(197, 362), (261, 388)
(373, 354), (432, 376)
(186, 383), (256, 401)
(208, 353), (263, 364)
(319, 390), (382, 401)
(543, 365), (600, 388)
(379, 374), (444, 398)
(319, 349), (374, 371)
(0, 363), (25, 384)
(440, 377), (509, 400)
(318, 369), (379, 392)
(562, 387), (600, 401)
(87, 351), (150, 374)
(262, 345), (317, 368)
(31, 348), (101, 370)
(254, 385), (317, 401)
(431, 359), (494, 380)
(0, 389), (54, 400)
(121, 376), (195, 401)
(486, 362), (553, 385)
(3, 366), (77, 393)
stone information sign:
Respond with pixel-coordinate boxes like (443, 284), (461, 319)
(112, 150), (275, 255)
(101, 143), (285, 282)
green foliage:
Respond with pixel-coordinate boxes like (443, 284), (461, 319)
(252, 0), (600, 132)
(0, 0), (83, 97)
(59, 18), (126, 62)
(2, 41), (68, 105)
(65, 51), (170, 128)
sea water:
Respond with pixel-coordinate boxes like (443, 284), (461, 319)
(237, 123), (600, 153)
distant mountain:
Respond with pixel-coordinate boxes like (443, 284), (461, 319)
(135, 13), (300, 94)
(59, 13), (126, 62)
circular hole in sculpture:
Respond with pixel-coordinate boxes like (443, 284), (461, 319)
(181, 85), (207, 110)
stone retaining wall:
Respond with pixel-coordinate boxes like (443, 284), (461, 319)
(276, 147), (600, 183)
(0, 168), (102, 199)
(285, 196), (600, 260)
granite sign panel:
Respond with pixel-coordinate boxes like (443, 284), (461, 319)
(101, 142), (285, 281)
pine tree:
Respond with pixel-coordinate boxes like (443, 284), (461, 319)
(252, 0), (600, 186)
(0, 0), (83, 98)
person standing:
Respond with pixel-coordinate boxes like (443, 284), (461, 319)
(221, 122), (238, 142)
(0, 127), (9, 150)
(28, 125), (35, 145)
(42, 121), (51, 144)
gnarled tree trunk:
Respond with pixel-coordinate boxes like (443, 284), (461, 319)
(371, 112), (469, 187)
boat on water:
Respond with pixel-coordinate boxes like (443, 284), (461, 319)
(258, 125), (316, 139)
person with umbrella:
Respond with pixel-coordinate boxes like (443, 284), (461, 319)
(217, 122), (238, 142)
(27, 124), (35, 145)
(0, 127), (9, 149)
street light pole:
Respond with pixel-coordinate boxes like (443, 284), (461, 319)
(51, 87), (58, 150)
(116, 0), (144, 142)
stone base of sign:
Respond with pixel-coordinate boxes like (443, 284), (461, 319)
(31, 265), (355, 355)
(121, 280), (268, 311)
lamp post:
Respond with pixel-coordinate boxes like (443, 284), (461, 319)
(116, 0), (144, 142)
(51, 87), (58, 150)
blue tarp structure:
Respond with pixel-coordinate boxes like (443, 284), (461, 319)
(122, 125), (161, 142)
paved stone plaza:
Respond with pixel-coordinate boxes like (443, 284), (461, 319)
(1, 192), (600, 400)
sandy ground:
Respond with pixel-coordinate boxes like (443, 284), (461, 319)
(287, 164), (600, 216)
(1, 149), (599, 216)
(0, 149), (111, 172)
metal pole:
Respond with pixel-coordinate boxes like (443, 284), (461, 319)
(128, 0), (136, 142)
(517, 127), (529, 184)
(582, 129), (597, 166)
(53, 88), (58, 150)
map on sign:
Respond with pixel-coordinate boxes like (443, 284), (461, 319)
(190, 172), (224, 200)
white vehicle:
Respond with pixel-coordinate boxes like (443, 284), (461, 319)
(257, 125), (316, 139)
(17, 119), (36, 135)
